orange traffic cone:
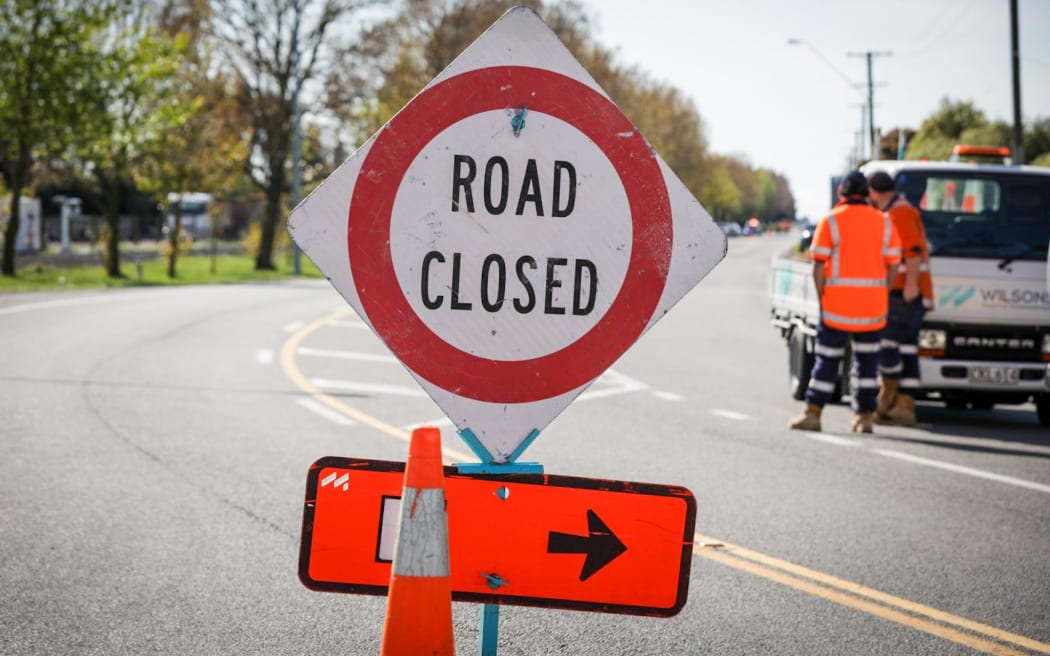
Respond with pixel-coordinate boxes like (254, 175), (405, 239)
(380, 426), (455, 656)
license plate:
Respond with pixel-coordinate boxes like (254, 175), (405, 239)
(968, 366), (1020, 385)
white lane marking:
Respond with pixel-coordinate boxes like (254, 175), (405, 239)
(577, 368), (647, 402)
(284, 320), (306, 332)
(711, 409), (749, 421)
(803, 432), (863, 447)
(873, 449), (1050, 494)
(297, 347), (398, 363)
(255, 349), (274, 364)
(326, 319), (368, 329)
(0, 292), (168, 316)
(297, 397), (356, 426)
(653, 391), (683, 401)
(310, 378), (428, 397)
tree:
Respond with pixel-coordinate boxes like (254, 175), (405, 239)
(1023, 118), (1050, 166)
(139, 0), (250, 278)
(335, 0), (714, 196)
(212, 0), (380, 271)
(769, 172), (796, 222)
(0, 0), (112, 276)
(699, 158), (742, 221)
(877, 127), (916, 161)
(331, 0), (792, 227)
(79, 13), (192, 278)
(905, 98), (988, 161)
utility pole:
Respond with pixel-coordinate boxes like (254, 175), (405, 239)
(1009, 0), (1025, 164)
(848, 50), (891, 160)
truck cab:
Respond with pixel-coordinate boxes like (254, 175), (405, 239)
(860, 154), (1050, 423)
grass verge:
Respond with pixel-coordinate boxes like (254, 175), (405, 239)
(0, 253), (323, 292)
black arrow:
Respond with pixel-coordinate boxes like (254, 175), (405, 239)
(546, 509), (627, 582)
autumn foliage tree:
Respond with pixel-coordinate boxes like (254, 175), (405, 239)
(329, 0), (793, 225)
(211, 0), (379, 271)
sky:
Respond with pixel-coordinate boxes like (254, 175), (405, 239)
(577, 0), (1050, 221)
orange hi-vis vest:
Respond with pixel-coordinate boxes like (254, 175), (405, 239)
(883, 194), (934, 310)
(811, 199), (902, 332)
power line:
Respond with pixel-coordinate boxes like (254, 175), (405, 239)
(787, 38), (865, 99)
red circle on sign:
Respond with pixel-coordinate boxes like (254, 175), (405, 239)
(349, 66), (672, 403)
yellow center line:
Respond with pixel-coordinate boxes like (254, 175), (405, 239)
(279, 308), (474, 463)
(283, 312), (1049, 655)
(695, 535), (1050, 655)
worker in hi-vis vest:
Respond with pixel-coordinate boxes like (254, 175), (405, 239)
(867, 170), (934, 427)
(789, 170), (902, 433)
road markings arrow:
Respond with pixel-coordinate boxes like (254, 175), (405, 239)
(547, 509), (627, 582)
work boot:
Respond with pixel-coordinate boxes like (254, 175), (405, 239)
(849, 412), (874, 433)
(884, 394), (917, 427)
(875, 378), (899, 419)
(788, 404), (822, 431)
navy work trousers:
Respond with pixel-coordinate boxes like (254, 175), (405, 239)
(879, 292), (925, 397)
(804, 321), (882, 413)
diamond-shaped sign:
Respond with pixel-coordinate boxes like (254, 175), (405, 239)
(288, 7), (726, 463)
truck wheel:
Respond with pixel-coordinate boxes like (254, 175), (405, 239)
(789, 330), (813, 401)
(1037, 394), (1050, 427)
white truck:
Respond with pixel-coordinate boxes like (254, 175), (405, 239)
(771, 152), (1050, 426)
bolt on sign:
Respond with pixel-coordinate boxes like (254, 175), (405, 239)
(299, 457), (698, 616)
(288, 7), (727, 462)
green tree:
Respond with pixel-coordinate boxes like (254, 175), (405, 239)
(138, 0), (251, 278)
(905, 98), (988, 161)
(699, 158), (741, 221)
(79, 14), (191, 278)
(1023, 118), (1050, 166)
(0, 0), (112, 276)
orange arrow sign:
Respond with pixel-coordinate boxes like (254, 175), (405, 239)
(299, 457), (697, 616)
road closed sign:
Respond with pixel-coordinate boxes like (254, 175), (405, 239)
(288, 7), (726, 461)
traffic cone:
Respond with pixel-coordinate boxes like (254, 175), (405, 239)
(380, 426), (454, 656)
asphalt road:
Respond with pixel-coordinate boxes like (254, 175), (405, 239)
(2, 232), (1048, 655)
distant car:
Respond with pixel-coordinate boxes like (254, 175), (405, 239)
(797, 219), (817, 251)
(718, 221), (743, 237)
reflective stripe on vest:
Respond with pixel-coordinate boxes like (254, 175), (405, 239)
(897, 261), (931, 273)
(822, 309), (887, 327)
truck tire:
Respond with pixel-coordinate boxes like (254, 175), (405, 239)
(1037, 394), (1050, 427)
(789, 330), (813, 401)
